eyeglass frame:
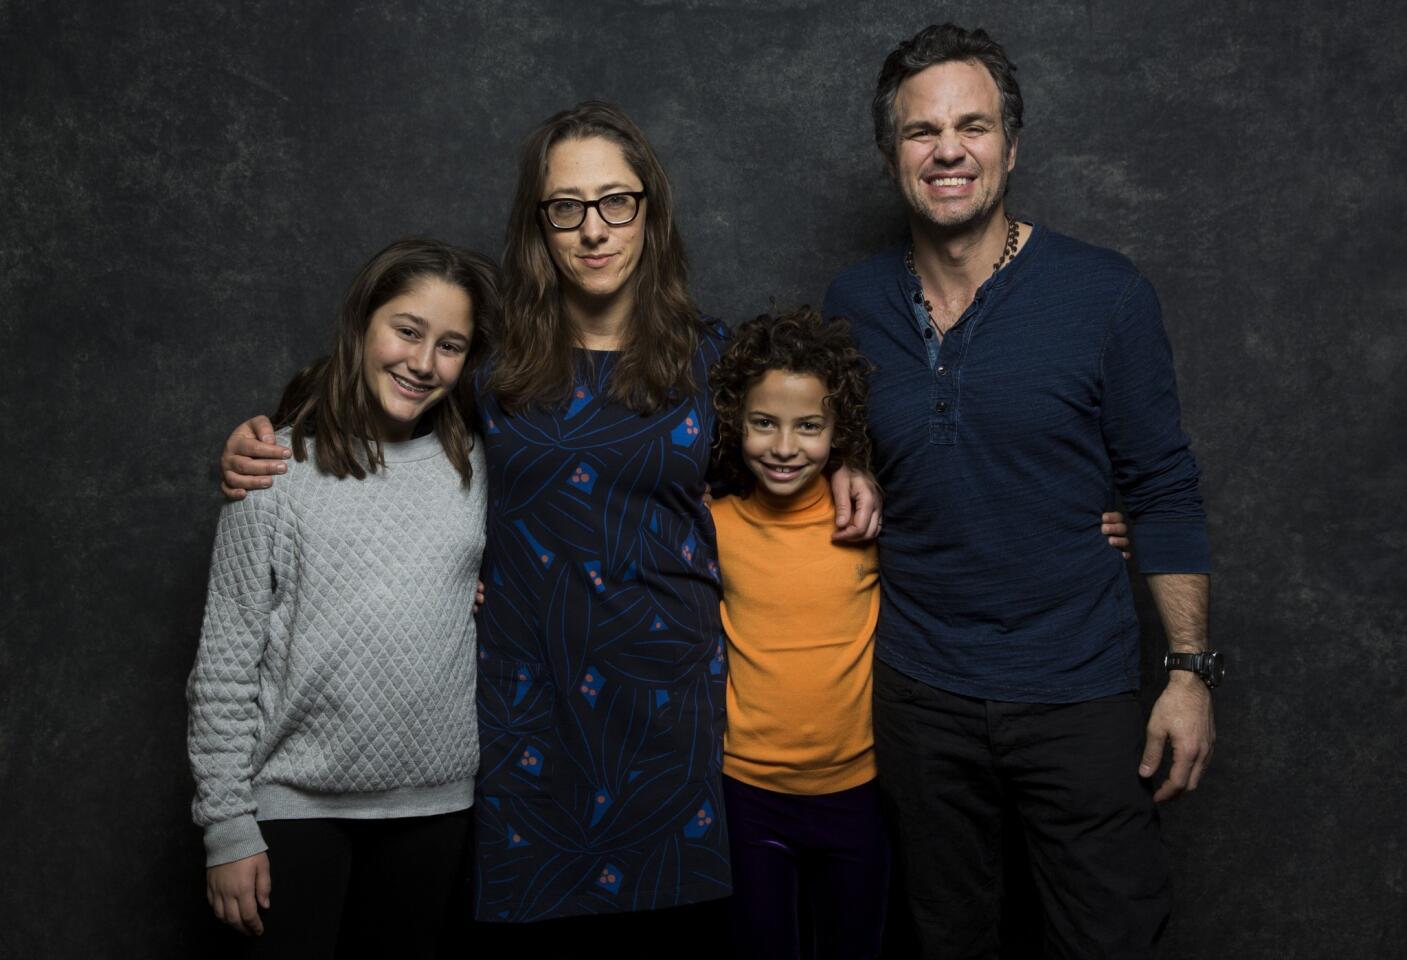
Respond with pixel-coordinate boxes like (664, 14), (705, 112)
(537, 190), (647, 230)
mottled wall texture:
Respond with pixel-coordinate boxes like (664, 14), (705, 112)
(3, 0), (1403, 956)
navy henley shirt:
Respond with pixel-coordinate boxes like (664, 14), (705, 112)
(824, 224), (1210, 703)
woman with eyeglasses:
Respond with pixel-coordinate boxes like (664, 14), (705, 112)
(217, 101), (880, 950)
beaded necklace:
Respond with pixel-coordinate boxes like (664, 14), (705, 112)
(906, 214), (1020, 334)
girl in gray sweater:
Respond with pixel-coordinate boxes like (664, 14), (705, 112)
(187, 238), (496, 956)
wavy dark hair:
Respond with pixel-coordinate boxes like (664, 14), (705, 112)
(273, 237), (499, 486)
(488, 100), (708, 414)
(710, 307), (873, 495)
(873, 23), (1024, 164)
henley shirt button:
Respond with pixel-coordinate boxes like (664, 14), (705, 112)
(935, 401), (948, 413)
(913, 293), (923, 304)
(937, 365), (948, 375)
(923, 328), (934, 339)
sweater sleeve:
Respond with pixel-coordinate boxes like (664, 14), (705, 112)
(186, 487), (280, 867)
(1099, 275), (1211, 574)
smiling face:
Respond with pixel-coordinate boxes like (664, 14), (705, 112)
(891, 59), (1016, 232)
(540, 135), (647, 316)
(741, 370), (835, 500)
(361, 277), (474, 443)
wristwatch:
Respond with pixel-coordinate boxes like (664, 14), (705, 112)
(1164, 650), (1224, 688)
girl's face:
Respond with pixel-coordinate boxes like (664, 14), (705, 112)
(540, 136), (647, 312)
(362, 277), (473, 443)
(741, 370), (835, 500)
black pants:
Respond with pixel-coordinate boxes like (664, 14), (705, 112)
(723, 774), (890, 960)
(242, 810), (471, 960)
(872, 660), (1170, 959)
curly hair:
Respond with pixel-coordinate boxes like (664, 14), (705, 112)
(711, 307), (873, 495)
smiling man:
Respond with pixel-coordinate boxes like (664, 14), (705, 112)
(824, 23), (1220, 958)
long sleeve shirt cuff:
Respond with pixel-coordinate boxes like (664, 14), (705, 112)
(204, 814), (267, 868)
(1134, 519), (1212, 574)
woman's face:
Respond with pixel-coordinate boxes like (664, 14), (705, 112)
(540, 136), (647, 311)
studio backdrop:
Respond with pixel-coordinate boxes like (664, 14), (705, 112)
(2, 1), (1403, 957)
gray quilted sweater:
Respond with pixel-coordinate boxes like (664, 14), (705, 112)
(187, 430), (486, 866)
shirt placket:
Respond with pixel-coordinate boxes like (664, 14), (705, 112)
(906, 271), (984, 447)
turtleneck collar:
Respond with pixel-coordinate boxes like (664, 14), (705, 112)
(741, 473), (832, 521)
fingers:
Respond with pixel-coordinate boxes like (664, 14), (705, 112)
(250, 415), (276, 443)
(256, 856), (272, 911)
(1138, 725), (1165, 781)
(215, 890), (249, 935)
(1146, 721), (1215, 802)
(1185, 721), (1216, 793)
(831, 467), (883, 542)
(1101, 513), (1130, 550)
(1153, 742), (1195, 803)
(238, 885), (265, 936)
(229, 439), (292, 465)
(831, 519), (865, 542)
(864, 508), (882, 541)
(1185, 749), (1209, 793)
(220, 427), (290, 501)
(839, 494), (876, 542)
(207, 856), (267, 936)
(831, 501), (870, 542)
(832, 474), (853, 529)
(222, 454), (288, 495)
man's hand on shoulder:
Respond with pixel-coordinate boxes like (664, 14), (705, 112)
(830, 465), (883, 542)
(221, 415), (290, 501)
(1140, 671), (1215, 802)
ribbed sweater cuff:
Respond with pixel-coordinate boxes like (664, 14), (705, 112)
(1134, 520), (1212, 574)
(204, 814), (267, 867)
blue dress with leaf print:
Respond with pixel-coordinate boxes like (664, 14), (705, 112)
(472, 328), (730, 922)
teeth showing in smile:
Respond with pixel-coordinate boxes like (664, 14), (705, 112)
(765, 464), (801, 474)
(926, 176), (972, 186)
(391, 373), (432, 394)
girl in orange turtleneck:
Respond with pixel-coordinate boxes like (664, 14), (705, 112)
(708, 308), (888, 960)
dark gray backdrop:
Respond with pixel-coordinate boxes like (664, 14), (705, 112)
(3, 0), (1404, 957)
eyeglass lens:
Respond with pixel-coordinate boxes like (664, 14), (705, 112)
(545, 193), (639, 229)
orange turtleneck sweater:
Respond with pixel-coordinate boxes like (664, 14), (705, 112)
(709, 477), (880, 795)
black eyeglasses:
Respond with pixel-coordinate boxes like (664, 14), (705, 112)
(538, 191), (646, 230)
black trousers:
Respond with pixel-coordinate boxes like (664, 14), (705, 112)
(241, 810), (472, 960)
(872, 660), (1170, 959)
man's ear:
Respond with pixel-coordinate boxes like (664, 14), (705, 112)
(1006, 134), (1019, 173)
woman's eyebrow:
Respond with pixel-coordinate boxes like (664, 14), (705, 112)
(546, 181), (636, 197)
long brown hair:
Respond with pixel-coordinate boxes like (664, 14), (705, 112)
(489, 100), (706, 414)
(274, 237), (499, 486)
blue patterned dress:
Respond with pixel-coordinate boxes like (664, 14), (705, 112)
(472, 328), (730, 922)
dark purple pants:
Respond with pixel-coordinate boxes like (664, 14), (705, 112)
(722, 774), (890, 960)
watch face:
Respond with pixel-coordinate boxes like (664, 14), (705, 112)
(1205, 651), (1225, 685)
